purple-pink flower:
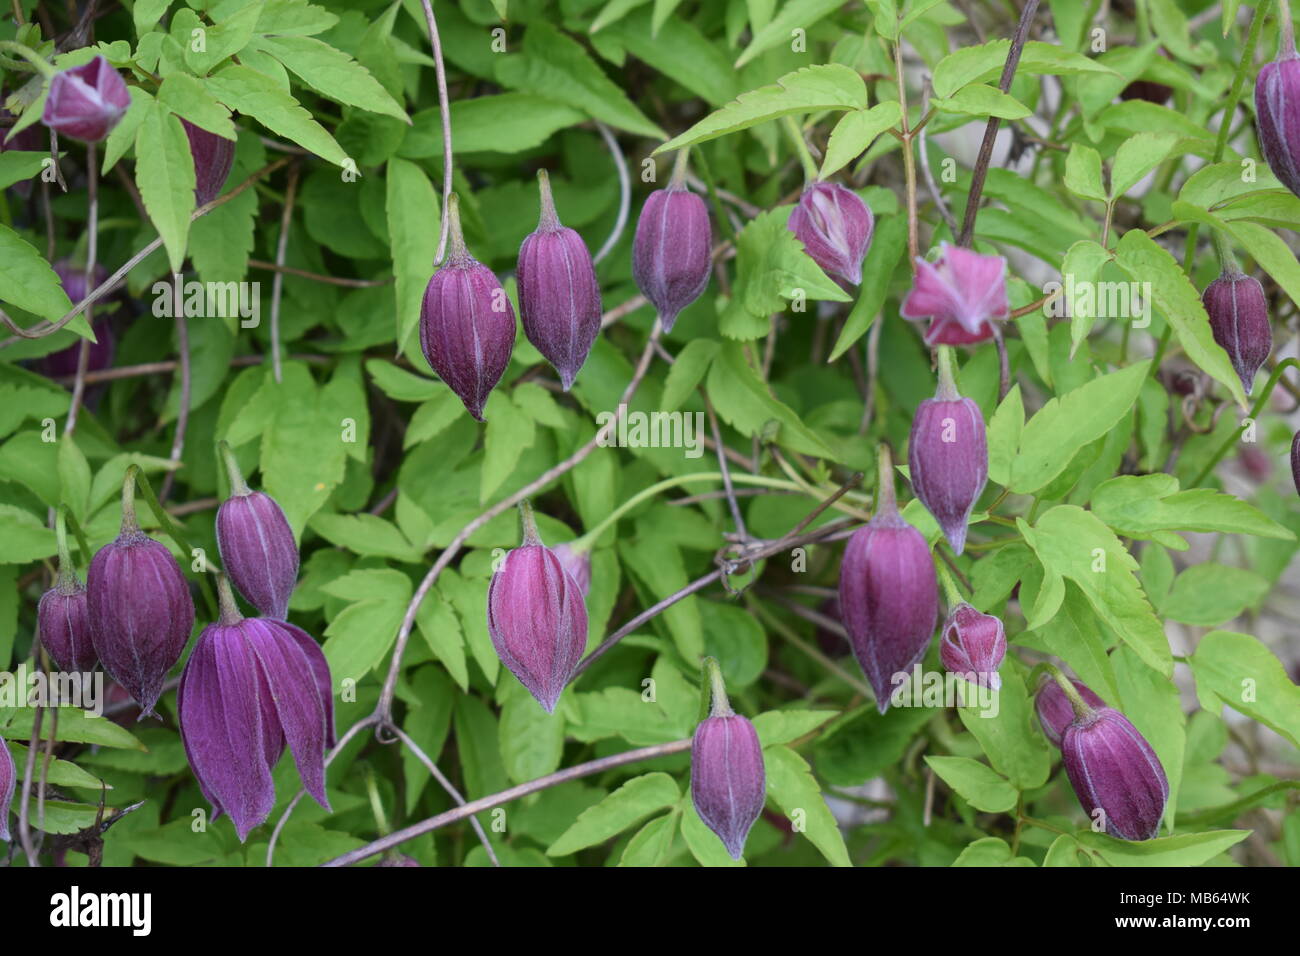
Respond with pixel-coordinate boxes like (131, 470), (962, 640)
(1062, 706), (1169, 841)
(787, 181), (874, 286)
(901, 242), (1009, 346)
(42, 55), (130, 143)
(938, 604), (1005, 689)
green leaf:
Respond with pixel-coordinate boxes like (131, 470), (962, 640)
(1076, 829), (1249, 867)
(257, 36), (408, 122)
(934, 84), (1031, 120)
(1190, 631), (1300, 749)
(321, 597), (405, 690)
(661, 339), (720, 412)
(0, 505), (57, 564)
(619, 532), (704, 662)
(953, 836), (1034, 866)
(1091, 474), (1294, 541)
(828, 215), (907, 361)
(619, 811), (680, 866)
(1027, 505), (1171, 676)
(751, 709), (837, 747)
(820, 102), (901, 179)
(433, 94), (585, 154)
(0, 149), (52, 190)
(734, 0), (846, 68)
(0, 224), (74, 323)
(256, 0), (339, 36)
(681, 800), (744, 866)
(204, 65), (349, 166)
(707, 343), (835, 460)
(656, 64), (867, 154)
(496, 22), (664, 139)
(366, 359), (441, 403)
(1112, 645), (1185, 832)
(547, 772), (680, 856)
(1008, 362), (1150, 494)
(764, 745), (851, 866)
(481, 391), (537, 502)
(9, 743), (110, 790)
(134, 100), (196, 272)
(1112, 229), (1247, 409)
(1060, 240), (1112, 354)
(956, 666), (1051, 790)
(57, 433), (91, 524)
(385, 157), (439, 351)
(404, 391), (465, 449)
(1162, 564), (1269, 626)
(183, 2), (260, 75)
(1063, 143), (1106, 202)
(924, 756), (1018, 813)
(310, 512), (422, 561)
(156, 72), (235, 138)
(498, 682), (565, 784)
(1109, 132), (1183, 198)
(985, 383), (1023, 487)
(2, 707), (145, 750)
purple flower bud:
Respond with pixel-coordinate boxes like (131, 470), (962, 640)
(787, 181), (874, 286)
(1062, 706), (1169, 841)
(1291, 430), (1300, 495)
(0, 736), (13, 842)
(1035, 678), (1106, 747)
(901, 242), (1009, 347)
(182, 119), (236, 207)
(217, 488), (299, 620)
(551, 542), (591, 599)
(939, 604), (1005, 689)
(1255, 54), (1300, 198)
(39, 260), (114, 380)
(178, 592), (333, 842)
(38, 572), (97, 674)
(1201, 270), (1271, 395)
(632, 154), (711, 333)
(691, 713), (765, 860)
(42, 56), (130, 143)
(486, 509), (587, 713)
(419, 195), (516, 421)
(517, 171), (602, 390)
(907, 359), (988, 555)
(87, 487), (195, 717)
(839, 449), (939, 713)
(1119, 79), (1173, 104)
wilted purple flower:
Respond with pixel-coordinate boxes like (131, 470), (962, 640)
(691, 661), (765, 860)
(787, 181), (874, 286)
(517, 170), (602, 390)
(420, 194), (516, 421)
(0, 736), (13, 842)
(1291, 431), (1300, 495)
(939, 604), (1005, 690)
(551, 541), (591, 599)
(901, 242), (1009, 347)
(87, 471), (195, 717)
(632, 152), (711, 332)
(1255, 52), (1300, 198)
(178, 579), (333, 842)
(839, 447), (939, 713)
(1202, 269), (1271, 395)
(39, 260), (115, 381)
(486, 505), (588, 713)
(42, 56), (130, 143)
(1035, 677), (1106, 747)
(216, 443), (298, 620)
(1062, 705), (1169, 841)
(182, 119), (236, 206)
(908, 353), (987, 555)
(38, 571), (96, 674)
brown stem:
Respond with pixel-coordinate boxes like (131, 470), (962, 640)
(419, 0), (455, 265)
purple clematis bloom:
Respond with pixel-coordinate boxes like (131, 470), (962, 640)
(787, 181), (874, 286)
(938, 603), (1006, 690)
(901, 242), (1009, 347)
(42, 56), (130, 143)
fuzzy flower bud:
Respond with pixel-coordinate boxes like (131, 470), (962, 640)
(907, 351), (987, 555)
(901, 242), (1009, 346)
(419, 195), (516, 421)
(178, 578), (333, 841)
(1035, 677), (1106, 747)
(839, 447), (939, 713)
(787, 181), (874, 286)
(216, 443), (298, 620)
(938, 604), (1005, 690)
(486, 504), (588, 713)
(1062, 704), (1169, 841)
(42, 56), (130, 143)
(551, 541), (591, 599)
(86, 470), (195, 717)
(38, 574), (96, 674)
(691, 660), (765, 860)
(182, 119), (236, 206)
(1201, 269), (1271, 396)
(517, 170), (602, 390)
(632, 151), (711, 332)
(1255, 53), (1300, 199)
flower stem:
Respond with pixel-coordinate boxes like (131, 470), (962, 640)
(518, 499), (542, 546)
(669, 147), (691, 188)
(215, 573), (242, 625)
(535, 168), (560, 229)
(874, 444), (898, 517)
(1043, 663), (1092, 718)
(0, 41), (57, 79)
(935, 345), (959, 400)
(1192, 357), (1300, 485)
(702, 656), (733, 718)
(218, 440), (250, 497)
(782, 116), (819, 183)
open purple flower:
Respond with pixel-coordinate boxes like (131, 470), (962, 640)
(178, 577), (334, 842)
(42, 55), (130, 143)
(901, 242), (1009, 346)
